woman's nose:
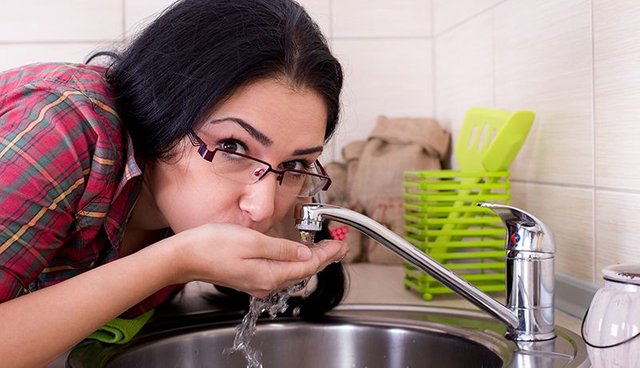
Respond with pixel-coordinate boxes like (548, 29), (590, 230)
(238, 172), (279, 222)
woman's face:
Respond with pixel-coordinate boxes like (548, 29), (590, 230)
(146, 77), (328, 234)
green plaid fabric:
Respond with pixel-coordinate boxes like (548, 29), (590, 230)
(0, 63), (182, 317)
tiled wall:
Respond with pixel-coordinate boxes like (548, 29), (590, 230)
(0, 1), (176, 69)
(3, 0), (639, 288)
(316, 0), (434, 159)
(432, 0), (640, 288)
(0, 0), (433, 160)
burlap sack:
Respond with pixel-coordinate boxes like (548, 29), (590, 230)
(349, 116), (451, 264)
(342, 140), (367, 205)
(323, 161), (348, 206)
(323, 161), (364, 262)
(365, 198), (405, 263)
(327, 220), (363, 263)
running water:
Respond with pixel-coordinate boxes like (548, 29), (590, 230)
(224, 230), (316, 368)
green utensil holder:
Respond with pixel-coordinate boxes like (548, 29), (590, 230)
(403, 170), (510, 301)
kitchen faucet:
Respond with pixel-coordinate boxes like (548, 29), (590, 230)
(295, 202), (556, 342)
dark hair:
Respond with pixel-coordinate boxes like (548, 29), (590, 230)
(97, 0), (342, 162)
(89, 0), (346, 318)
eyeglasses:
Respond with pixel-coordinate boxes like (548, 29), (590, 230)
(188, 131), (332, 197)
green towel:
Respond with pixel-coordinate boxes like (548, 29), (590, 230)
(87, 309), (154, 344)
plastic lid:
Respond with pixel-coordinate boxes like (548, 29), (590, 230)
(603, 264), (640, 285)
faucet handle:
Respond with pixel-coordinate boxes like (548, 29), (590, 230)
(478, 202), (555, 254)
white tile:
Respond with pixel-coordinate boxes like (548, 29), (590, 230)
(434, 12), (494, 168)
(510, 183), (594, 282)
(297, 0), (332, 38)
(595, 191), (640, 283)
(0, 43), (116, 73)
(432, 0), (503, 35)
(124, 0), (177, 37)
(593, 0), (640, 190)
(493, 0), (593, 185)
(333, 0), (431, 38)
(124, 0), (333, 46)
(331, 38), (433, 161)
(0, 1), (123, 42)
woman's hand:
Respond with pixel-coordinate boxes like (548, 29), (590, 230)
(169, 223), (348, 298)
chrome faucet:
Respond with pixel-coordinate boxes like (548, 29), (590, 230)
(295, 202), (556, 342)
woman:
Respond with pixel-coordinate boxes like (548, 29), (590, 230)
(0, 0), (348, 366)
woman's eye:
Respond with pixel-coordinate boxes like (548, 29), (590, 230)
(282, 160), (311, 172)
(218, 139), (247, 154)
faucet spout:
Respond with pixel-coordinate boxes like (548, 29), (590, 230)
(295, 202), (557, 341)
(295, 203), (520, 332)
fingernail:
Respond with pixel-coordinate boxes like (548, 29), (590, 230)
(335, 252), (347, 263)
(297, 246), (312, 260)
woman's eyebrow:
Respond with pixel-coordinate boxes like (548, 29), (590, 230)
(293, 146), (324, 155)
(210, 117), (273, 147)
(209, 117), (324, 156)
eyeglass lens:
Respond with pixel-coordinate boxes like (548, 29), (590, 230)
(212, 150), (325, 196)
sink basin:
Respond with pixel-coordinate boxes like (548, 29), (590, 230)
(67, 304), (589, 368)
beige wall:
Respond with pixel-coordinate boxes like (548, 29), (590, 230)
(430, 0), (640, 287)
(0, 0), (435, 161)
(3, 0), (639, 287)
(316, 0), (640, 287)
(0, 1), (177, 68)
(297, 0), (434, 160)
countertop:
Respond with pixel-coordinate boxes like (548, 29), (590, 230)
(344, 263), (583, 334)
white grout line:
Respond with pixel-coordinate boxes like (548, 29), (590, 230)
(589, 0), (597, 284)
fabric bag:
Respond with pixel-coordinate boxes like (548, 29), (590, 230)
(323, 161), (363, 262)
(349, 116), (450, 264)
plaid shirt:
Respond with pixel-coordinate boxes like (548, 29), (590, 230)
(0, 63), (182, 318)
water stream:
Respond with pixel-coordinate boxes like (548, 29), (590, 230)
(224, 230), (316, 368)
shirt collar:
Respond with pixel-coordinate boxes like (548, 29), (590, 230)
(114, 132), (143, 199)
(104, 132), (144, 250)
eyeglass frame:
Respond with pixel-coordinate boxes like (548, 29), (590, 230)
(187, 130), (332, 196)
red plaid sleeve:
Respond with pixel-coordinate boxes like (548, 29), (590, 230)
(0, 64), (183, 317)
(0, 69), (102, 299)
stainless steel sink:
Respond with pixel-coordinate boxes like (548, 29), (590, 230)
(67, 304), (589, 368)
